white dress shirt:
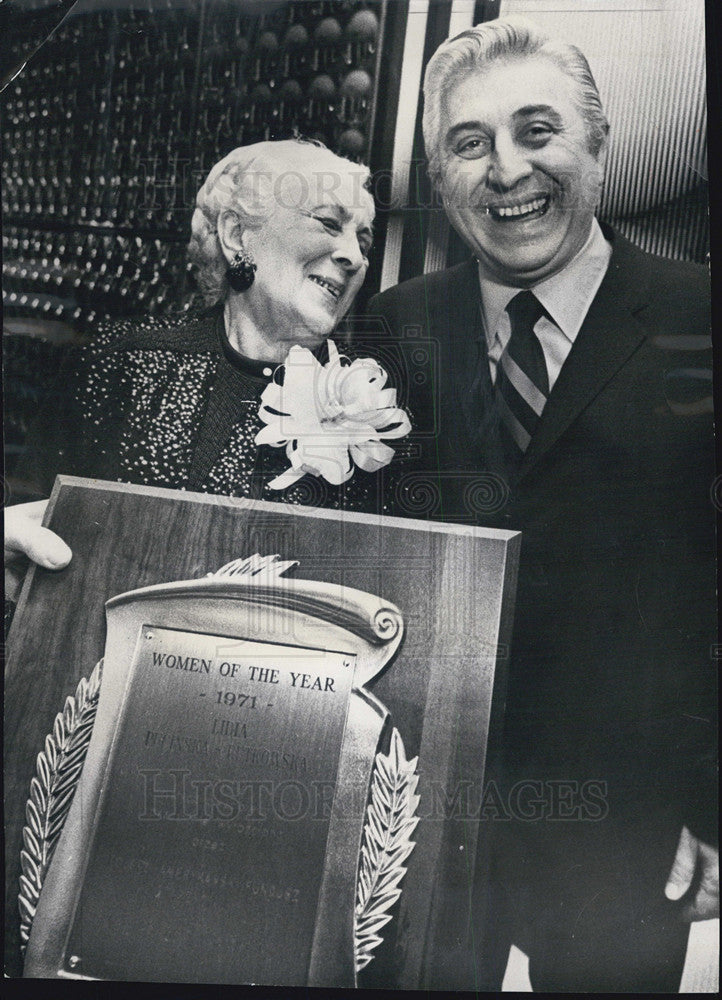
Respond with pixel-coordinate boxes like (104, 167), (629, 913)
(478, 218), (613, 390)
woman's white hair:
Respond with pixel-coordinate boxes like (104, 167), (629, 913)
(422, 16), (609, 186)
(188, 139), (372, 306)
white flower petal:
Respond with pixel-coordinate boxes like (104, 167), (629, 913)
(350, 440), (395, 473)
(267, 468), (306, 490)
(281, 346), (326, 424)
(258, 381), (286, 414)
(255, 424), (288, 447)
(377, 408), (412, 438)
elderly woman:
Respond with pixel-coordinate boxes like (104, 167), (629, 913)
(5, 139), (409, 592)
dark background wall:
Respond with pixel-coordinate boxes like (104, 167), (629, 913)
(3, 0), (389, 326)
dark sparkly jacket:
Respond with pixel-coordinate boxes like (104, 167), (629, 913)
(17, 306), (411, 516)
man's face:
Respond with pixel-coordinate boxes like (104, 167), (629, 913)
(437, 56), (606, 286)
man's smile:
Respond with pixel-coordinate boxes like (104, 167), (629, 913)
(482, 194), (551, 221)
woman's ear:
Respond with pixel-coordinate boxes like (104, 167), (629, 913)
(217, 210), (246, 267)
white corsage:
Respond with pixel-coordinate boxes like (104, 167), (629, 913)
(255, 340), (412, 490)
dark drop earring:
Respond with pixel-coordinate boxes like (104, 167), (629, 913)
(227, 244), (257, 292)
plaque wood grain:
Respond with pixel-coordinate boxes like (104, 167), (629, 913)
(5, 476), (519, 987)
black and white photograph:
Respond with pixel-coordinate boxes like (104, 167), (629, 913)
(2, 0), (718, 992)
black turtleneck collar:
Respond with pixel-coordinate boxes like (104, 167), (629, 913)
(215, 309), (280, 382)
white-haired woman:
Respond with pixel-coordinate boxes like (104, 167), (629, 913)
(5, 139), (409, 593)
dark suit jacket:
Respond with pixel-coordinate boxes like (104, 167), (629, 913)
(368, 227), (716, 845)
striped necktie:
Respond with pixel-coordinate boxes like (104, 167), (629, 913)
(496, 290), (548, 458)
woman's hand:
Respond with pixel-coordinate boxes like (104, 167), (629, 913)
(5, 499), (72, 602)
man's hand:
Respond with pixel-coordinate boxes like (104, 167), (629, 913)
(4, 499), (72, 602)
(665, 825), (719, 921)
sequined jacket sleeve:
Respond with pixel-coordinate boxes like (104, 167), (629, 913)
(14, 319), (143, 497)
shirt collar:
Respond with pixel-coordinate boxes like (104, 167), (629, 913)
(478, 218), (612, 349)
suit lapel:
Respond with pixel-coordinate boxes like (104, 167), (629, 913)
(442, 260), (487, 429)
(426, 259), (483, 468)
(428, 258), (482, 379)
(518, 231), (652, 482)
(427, 259), (505, 468)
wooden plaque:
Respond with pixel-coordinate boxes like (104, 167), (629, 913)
(5, 476), (520, 989)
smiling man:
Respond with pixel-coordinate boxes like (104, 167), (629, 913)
(369, 16), (716, 992)
(433, 52), (607, 287)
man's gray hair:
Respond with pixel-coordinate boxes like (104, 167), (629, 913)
(188, 139), (372, 306)
(422, 16), (609, 185)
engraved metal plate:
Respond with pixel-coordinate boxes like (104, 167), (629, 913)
(63, 628), (357, 983)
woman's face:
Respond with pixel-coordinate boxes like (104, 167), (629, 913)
(240, 153), (374, 350)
